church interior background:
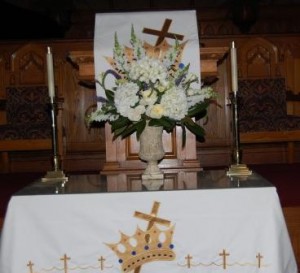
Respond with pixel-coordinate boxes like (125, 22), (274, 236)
(0, 0), (300, 271)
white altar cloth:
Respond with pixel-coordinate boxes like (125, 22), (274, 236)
(0, 182), (297, 273)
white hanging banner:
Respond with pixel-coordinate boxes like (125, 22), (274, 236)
(93, 10), (201, 101)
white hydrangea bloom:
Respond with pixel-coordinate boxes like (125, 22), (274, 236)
(187, 94), (207, 108)
(160, 86), (188, 120)
(201, 86), (216, 98)
(187, 88), (199, 96)
(187, 86), (216, 108)
(129, 57), (168, 85)
(114, 82), (140, 117)
(156, 80), (173, 93)
(89, 109), (118, 122)
(127, 105), (146, 121)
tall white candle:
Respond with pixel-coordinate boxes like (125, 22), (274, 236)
(46, 46), (55, 99)
(230, 41), (238, 94)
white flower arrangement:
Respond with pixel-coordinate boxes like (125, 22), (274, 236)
(88, 26), (217, 146)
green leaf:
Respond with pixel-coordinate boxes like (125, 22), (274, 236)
(181, 124), (186, 148)
(105, 89), (115, 103)
(121, 123), (138, 139)
(187, 101), (209, 117)
(149, 117), (175, 132)
(183, 117), (205, 137)
(112, 125), (129, 139)
(194, 109), (207, 121)
(136, 120), (146, 140)
(111, 116), (130, 131)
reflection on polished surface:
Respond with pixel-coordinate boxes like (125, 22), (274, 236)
(15, 169), (273, 196)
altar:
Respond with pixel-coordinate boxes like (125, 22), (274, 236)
(0, 170), (297, 273)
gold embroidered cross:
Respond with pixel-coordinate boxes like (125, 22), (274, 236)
(27, 261), (34, 273)
(60, 253), (70, 273)
(185, 254), (193, 268)
(134, 201), (171, 273)
(98, 255), (106, 270)
(256, 252), (264, 268)
(143, 19), (184, 46)
(134, 201), (171, 230)
(219, 249), (230, 269)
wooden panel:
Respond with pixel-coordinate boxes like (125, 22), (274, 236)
(240, 131), (300, 143)
(294, 59), (300, 93)
(10, 44), (47, 85)
(0, 139), (52, 151)
(239, 37), (280, 79)
(0, 58), (5, 125)
(0, 56), (4, 98)
(283, 207), (300, 271)
(198, 55), (232, 167)
(49, 41), (105, 172)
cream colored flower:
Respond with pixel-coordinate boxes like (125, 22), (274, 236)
(141, 89), (158, 105)
(147, 104), (165, 119)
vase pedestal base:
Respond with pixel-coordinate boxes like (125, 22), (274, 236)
(141, 159), (164, 180)
(142, 172), (164, 180)
(142, 177), (164, 190)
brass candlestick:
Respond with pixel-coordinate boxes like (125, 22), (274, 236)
(227, 92), (252, 177)
(42, 97), (68, 183)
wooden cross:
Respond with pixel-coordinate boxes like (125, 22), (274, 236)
(134, 201), (171, 273)
(143, 19), (184, 46)
(27, 261), (34, 273)
(219, 249), (229, 269)
(60, 253), (70, 273)
(185, 254), (193, 268)
(256, 252), (264, 268)
(98, 255), (106, 271)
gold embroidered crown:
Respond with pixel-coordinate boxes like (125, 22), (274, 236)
(106, 224), (176, 272)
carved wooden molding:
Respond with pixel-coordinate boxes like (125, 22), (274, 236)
(68, 47), (229, 81)
(239, 37), (280, 79)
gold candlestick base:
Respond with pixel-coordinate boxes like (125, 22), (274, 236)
(41, 170), (68, 183)
(226, 164), (252, 177)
